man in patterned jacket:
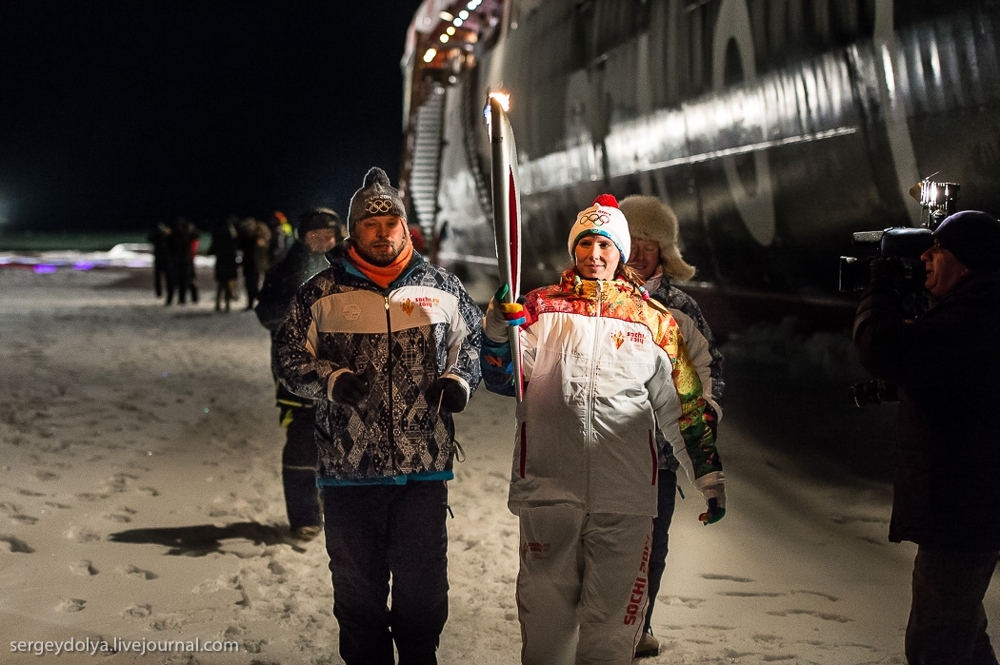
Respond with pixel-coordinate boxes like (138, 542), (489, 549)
(273, 167), (482, 665)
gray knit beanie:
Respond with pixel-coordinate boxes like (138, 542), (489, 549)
(348, 167), (406, 229)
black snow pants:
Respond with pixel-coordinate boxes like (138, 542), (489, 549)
(322, 481), (449, 665)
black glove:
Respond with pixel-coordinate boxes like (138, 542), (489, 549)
(427, 377), (468, 414)
(331, 372), (369, 407)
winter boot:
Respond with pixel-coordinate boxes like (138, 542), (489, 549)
(634, 627), (659, 658)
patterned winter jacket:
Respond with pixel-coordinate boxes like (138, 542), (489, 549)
(273, 249), (482, 485)
(481, 270), (724, 516)
(645, 274), (725, 470)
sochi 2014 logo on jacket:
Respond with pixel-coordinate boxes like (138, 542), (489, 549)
(612, 329), (646, 350)
(399, 296), (440, 316)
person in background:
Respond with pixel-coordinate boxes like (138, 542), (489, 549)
(273, 167), (482, 665)
(408, 224), (427, 254)
(480, 194), (725, 665)
(854, 210), (1000, 665)
(619, 195), (725, 658)
(268, 210), (294, 266)
(164, 216), (199, 306)
(208, 215), (240, 313)
(256, 207), (346, 540)
(148, 221), (171, 299)
(238, 216), (271, 310)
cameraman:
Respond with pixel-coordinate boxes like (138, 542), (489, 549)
(854, 210), (1000, 665)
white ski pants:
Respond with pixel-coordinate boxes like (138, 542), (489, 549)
(515, 505), (653, 665)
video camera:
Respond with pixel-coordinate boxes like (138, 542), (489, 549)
(840, 177), (959, 407)
(839, 178), (960, 293)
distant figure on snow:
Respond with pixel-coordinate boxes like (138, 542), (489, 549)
(208, 216), (240, 313)
(164, 217), (200, 306)
(237, 217), (271, 310)
(148, 221), (171, 299)
(267, 210), (294, 266)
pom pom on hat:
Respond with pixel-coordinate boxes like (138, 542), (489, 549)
(933, 210), (1000, 273)
(619, 195), (696, 281)
(348, 167), (407, 229)
(567, 194), (632, 262)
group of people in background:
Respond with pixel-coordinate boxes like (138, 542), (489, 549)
(148, 211), (295, 311)
(151, 164), (1000, 665)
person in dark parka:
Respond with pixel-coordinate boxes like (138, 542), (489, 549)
(208, 216), (240, 313)
(238, 217), (271, 310)
(256, 207), (345, 539)
(164, 217), (200, 306)
(148, 221), (171, 298)
(854, 210), (1000, 665)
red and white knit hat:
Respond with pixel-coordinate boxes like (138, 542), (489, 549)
(567, 194), (631, 262)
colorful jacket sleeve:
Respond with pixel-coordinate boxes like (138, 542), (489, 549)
(481, 335), (517, 397)
(480, 293), (537, 398)
(647, 312), (724, 489)
(653, 285), (725, 413)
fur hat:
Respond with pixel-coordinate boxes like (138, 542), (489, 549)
(568, 194), (631, 262)
(347, 167), (406, 229)
(619, 195), (696, 281)
(933, 210), (1000, 273)
(297, 207), (343, 238)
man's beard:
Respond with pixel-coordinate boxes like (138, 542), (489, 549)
(354, 240), (404, 267)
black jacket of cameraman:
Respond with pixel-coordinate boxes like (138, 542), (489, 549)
(854, 267), (1000, 550)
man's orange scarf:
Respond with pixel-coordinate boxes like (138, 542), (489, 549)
(348, 242), (413, 289)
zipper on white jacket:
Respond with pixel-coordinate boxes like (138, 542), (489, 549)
(585, 283), (603, 509)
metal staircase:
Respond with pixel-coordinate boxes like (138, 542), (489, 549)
(409, 84), (447, 240)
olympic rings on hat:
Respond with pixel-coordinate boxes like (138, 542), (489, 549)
(364, 198), (396, 214)
(579, 210), (611, 227)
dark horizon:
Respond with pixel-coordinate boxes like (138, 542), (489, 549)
(0, 1), (425, 234)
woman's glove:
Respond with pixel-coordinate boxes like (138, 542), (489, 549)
(483, 283), (525, 343)
(698, 484), (726, 525)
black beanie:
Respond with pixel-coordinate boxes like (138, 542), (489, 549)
(933, 210), (1000, 273)
(347, 167), (406, 229)
(297, 207), (342, 237)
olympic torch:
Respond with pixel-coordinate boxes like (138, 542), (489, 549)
(484, 91), (525, 401)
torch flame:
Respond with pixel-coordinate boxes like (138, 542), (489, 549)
(489, 91), (511, 112)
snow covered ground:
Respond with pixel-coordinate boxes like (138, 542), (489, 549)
(1, 261), (998, 664)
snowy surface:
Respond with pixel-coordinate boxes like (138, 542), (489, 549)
(0, 263), (998, 664)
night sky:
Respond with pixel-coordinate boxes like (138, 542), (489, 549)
(0, 1), (425, 233)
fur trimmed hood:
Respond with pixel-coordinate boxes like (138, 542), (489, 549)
(619, 195), (695, 281)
